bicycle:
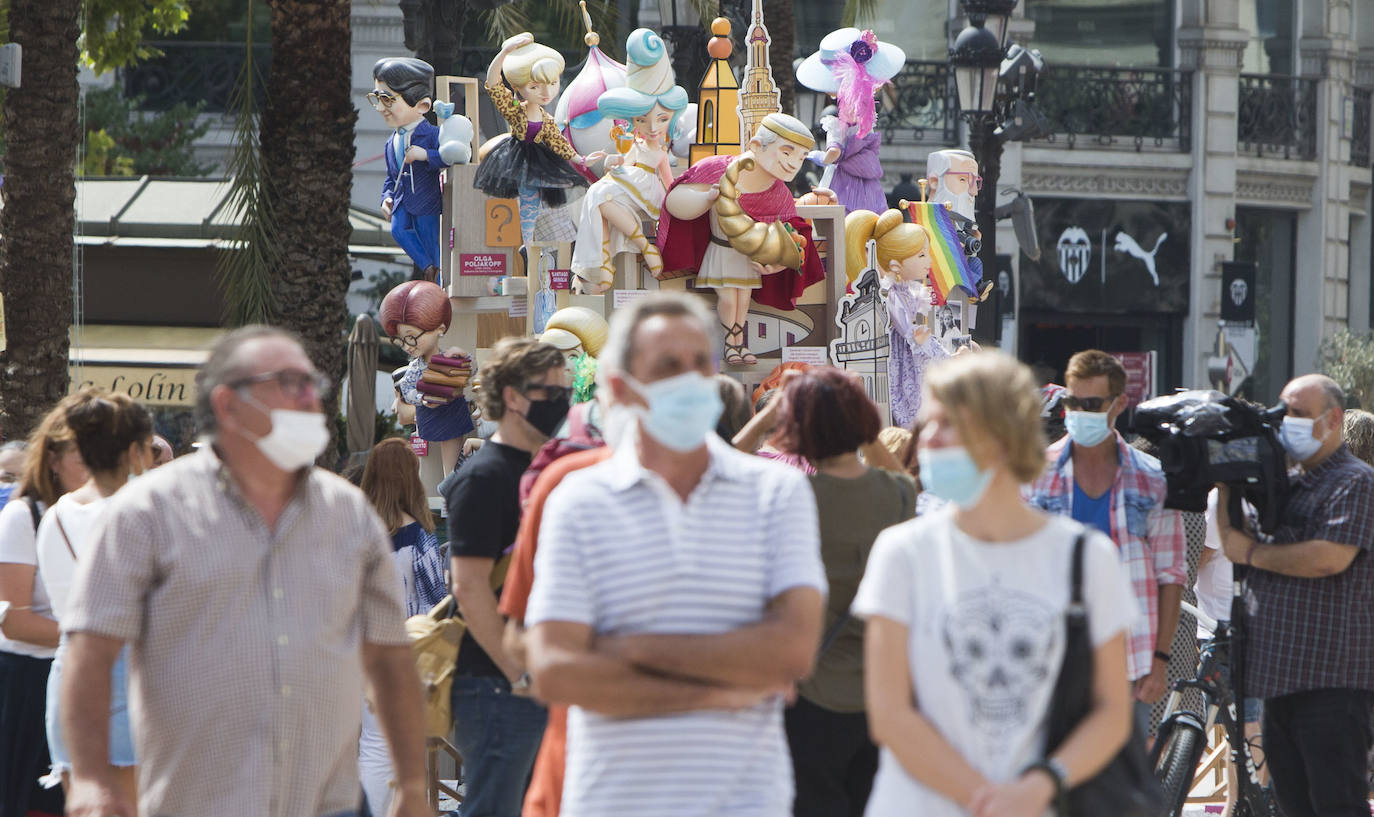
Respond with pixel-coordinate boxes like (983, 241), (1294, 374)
(1150, 599), (1281, 817)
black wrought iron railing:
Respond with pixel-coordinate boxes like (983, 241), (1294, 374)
(875, 60), (959, 145)
(1352, 86), (1371, 167)
(1238, 74), (1318, 160)
(1032, 65), (1193, 151)
(122, 42), (271, 113)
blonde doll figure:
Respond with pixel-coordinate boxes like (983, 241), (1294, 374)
(476, 33), (603, 247)
(845, 208), (950, 428)
(569, 28), (687, 294)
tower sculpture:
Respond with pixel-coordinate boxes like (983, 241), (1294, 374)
(736, 0), (781, 146)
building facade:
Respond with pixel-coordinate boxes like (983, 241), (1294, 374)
(793, 0), (1371, 404)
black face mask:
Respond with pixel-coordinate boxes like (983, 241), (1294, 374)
(523, 396), (571, 438)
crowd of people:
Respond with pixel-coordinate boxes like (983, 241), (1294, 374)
(0, 291), (1370, 817)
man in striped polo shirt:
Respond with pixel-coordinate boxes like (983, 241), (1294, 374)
(524, 293), (827, 817)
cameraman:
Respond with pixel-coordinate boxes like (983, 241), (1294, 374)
(1217, 374), (1374, 817)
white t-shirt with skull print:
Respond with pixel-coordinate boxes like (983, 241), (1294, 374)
(852, 508), (1137, 817)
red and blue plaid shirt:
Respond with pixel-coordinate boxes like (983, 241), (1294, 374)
(1027, 433), (1187, 680)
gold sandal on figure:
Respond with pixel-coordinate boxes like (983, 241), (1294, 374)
(631, 227), (664, 279)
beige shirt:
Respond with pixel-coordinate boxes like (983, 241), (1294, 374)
(64, 447), (409, 817)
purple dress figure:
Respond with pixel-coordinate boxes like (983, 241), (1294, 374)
(883, 277), (949, 429)
(797, 28), (906, 213)
(817, 116), (887, 213)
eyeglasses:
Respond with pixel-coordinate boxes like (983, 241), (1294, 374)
(232, 369), (332, 400)
(366, 91), (398, 111)
(522, 383), (573, 404)
(389, 333), (422, 350)
(1061, 395), (1118, 413)
(943, 170), (983, 193)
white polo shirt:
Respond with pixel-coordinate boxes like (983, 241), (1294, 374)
(526, 434), (826, 817)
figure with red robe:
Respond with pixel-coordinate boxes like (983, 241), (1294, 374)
(658, 112), (826, 365)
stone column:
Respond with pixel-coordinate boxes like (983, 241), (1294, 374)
(1178, 0), (1248, 387)
(1292, 0), (1358, 371)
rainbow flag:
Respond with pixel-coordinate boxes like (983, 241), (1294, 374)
(907, 202), (978, 304)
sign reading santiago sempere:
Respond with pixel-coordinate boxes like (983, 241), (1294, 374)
(1020, 198), (1191, 314)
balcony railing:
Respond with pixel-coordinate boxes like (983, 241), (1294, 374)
(1238, 74), (1318, 160)
(122, 42), (271, 113)
(875, 60), (959, 146)
(1032, 65), (1192, 152)
(1353, 86), (1371, 168)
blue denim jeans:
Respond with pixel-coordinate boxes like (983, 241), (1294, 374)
(450, 675), (547, 817)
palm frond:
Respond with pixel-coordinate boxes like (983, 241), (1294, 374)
(687, 0), (719, 25)
(484, 3), (531, 43)
(841, 0), (879, 27)
(215, 0), (278, 327)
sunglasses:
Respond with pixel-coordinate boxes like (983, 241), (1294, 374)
(366, 91), (398, 111)
(1061, 395), (1118, 413)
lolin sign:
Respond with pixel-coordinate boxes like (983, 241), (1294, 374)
(69, 365), (197, 406)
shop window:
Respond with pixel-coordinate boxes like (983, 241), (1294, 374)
(1236, 207), (1297, 404)
(1024, 0), (1172, 67)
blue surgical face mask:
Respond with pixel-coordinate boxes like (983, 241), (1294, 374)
(918, 446), (995, 509)
(1280, 416), (1323, 461)
(623, 371), (724, 453)
(1064, 410), (1113, 448)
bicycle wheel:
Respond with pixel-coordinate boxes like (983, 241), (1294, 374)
(1153, 717), (1207, 817)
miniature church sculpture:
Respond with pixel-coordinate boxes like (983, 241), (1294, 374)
(690, 18), (742, 165)
(737, 0), (782, 146)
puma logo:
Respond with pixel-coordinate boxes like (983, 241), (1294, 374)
(1113, 231), (1166, 286)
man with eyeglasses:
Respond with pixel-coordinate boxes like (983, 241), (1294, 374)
(1026, 349), (1186, 728)
(372, 57), (447, 284)
(441, 336), (571, 817)
(58, 326), (431, 817)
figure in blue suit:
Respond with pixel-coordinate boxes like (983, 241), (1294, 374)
(372, 57), (447, 283)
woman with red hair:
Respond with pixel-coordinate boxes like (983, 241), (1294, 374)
(767, 366), (917, 817)
(380, 280), (474, 473)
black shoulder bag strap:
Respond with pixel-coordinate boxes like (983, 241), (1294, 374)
(23, 495), (41, 532)
(1070, 532), (1086, 608)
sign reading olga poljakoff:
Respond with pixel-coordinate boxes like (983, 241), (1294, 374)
(1220, 261), (1257, 325)
(1021, 198), (1191, 314)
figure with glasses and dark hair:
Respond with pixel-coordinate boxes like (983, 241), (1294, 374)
(371, 56), (446, 283)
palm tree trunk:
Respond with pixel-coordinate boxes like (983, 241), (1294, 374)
(0, 0), (80, 436)
(262, 0), (356, 463)
(763, 0), (794, 116)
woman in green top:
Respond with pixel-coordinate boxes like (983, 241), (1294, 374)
(767, 367), (917, 817)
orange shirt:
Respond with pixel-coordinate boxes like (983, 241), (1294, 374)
(499, 446), (611, 622)
(499, 445), (610, 817)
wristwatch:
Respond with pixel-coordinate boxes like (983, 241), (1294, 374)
(511, 672), (532, 692)
(1023, 757), (1068, 799)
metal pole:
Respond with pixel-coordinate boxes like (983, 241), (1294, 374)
(967, 114), (999, 344)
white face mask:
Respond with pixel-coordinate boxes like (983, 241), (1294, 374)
(240, 395), (330, 471)
(1280, 415), (1324, 462)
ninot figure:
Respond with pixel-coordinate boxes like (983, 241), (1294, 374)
(569, 28), (687, 294)
(380, 281), (475, 473)
(796, 29), (905, 214)
(845, 209), (949, 428)
(658, 113), (826, 366)
(476, 33), (602, 248)
(371, 57), (456, 284)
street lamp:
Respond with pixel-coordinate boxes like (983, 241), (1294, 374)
(657, 0), (709, 89)
(949, 0), (1019, 344)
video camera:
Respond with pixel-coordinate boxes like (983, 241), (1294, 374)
(1130, 390), (1289, 533)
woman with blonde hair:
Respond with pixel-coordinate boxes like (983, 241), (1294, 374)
(0, 396), (89, 817)
(845, 208), (949, 428)
(36, 389), (152, 802)
(476, 32), (601, 247)
(853, 351), (1137, 817)
(357, 436), (447, 817)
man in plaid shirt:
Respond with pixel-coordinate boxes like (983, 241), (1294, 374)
(1218, 374), (1374, 817)
(1027, 350), (1186, 723)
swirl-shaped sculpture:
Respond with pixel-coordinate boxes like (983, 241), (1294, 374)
(713, 157), (804, 270)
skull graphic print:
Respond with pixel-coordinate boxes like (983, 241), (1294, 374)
(942, 588), (1060, 757)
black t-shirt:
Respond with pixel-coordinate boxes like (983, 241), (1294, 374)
(443, 439), (532, 679)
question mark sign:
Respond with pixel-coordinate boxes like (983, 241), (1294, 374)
(490, 202), (515, 246)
